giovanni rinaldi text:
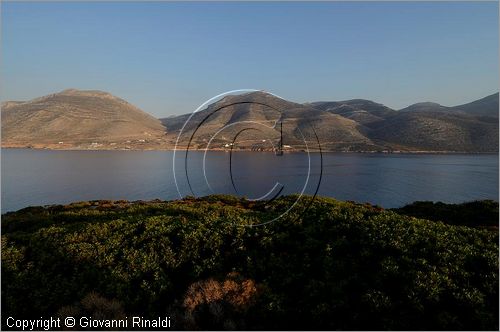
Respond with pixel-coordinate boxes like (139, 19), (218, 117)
(6, 316), (172, 330)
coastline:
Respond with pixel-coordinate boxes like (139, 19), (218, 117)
(1, 145), (498, 155)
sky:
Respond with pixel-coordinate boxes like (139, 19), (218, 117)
(2, 1), (498, 117)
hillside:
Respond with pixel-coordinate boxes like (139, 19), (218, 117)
(399, 102), (448, 113)
(369, 111), (498, 152)
(399, 93), (499, 117)
(164, 91), (498, 152)
(163, 92), (377, 151)
(2, 89), (498, 152)
(454, 92), (499, 117)
(1, 89), (167, 149)
(2, 195), (498, 330)
(310, 99), (397, 126)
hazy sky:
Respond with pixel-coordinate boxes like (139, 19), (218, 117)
(2, 1), (498, 117)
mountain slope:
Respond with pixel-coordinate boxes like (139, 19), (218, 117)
(400, 93), (498, 118)
(399, 102), (448, 113)
(369, 111), (498, 152)
(310, 99), (397, 127)
(163, 92), (379, 151)
(1, 89), (167, 149)
(454, 93), (499, 117)
(2, 89), (498, 152)
(386, 94), (498, 151)
(163, 92), (498, 152)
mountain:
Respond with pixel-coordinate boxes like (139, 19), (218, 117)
(389, 94), (498, 151)
(1, 89), (167, 149)
(454, 93), (499, 117)
(369, 111), (498, 152)
(163, 91), (498, 152)
(399, 102), (448, 113)
(400, 93), (499, 117)
(162, 92), (379, 151)
(2, 89), (498, 152)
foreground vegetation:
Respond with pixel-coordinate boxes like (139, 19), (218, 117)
(2, 195), (498, 330)
(393, 200), (499, 229)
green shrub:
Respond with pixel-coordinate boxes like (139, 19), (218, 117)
(1, 196), (498, 330)
(393, 200), (499, 228)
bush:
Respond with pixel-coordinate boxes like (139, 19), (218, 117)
(393, 200), (499, 228)
(182, 272), (259, 329)
(1, 195), (498, 330)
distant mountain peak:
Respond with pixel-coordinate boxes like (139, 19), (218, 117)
(57, 88), (120, 99)
(24, 89), (124, 106)
(2, 89), (497, 152)
(205, 90), (303, 114)
(399, 93), (499, 117)
(400, 102), (447, 112)
(222, 90), (288, 101)
(60, 88), (83, 94)
(2, 88), (166, 148)
(59, 88), (107, 94)
(412, 102), (442, 107)
(453, 92), (499, 117)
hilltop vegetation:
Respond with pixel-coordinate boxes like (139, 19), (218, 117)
(393, 200), (499, 229)
(2, 195), (498, 330)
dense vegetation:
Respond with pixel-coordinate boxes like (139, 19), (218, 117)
(393, 200), (499, 229)
(2, 195), (498, 330)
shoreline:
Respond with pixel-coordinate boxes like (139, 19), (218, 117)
(1, 146), (498, 155)
(2, 195), (499, 215)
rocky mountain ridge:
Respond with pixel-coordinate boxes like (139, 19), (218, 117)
(2, 89), (498, 152)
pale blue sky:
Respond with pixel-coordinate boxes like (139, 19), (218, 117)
(2, 1), (498, 117)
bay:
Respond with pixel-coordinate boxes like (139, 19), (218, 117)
(1, 149), (498, 212)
